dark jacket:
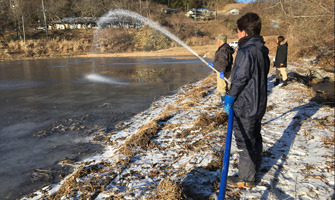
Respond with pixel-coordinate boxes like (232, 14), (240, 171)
(228, 36), (270, 119)
(213, 43), (234, 73)
(274, 40), (288, 68)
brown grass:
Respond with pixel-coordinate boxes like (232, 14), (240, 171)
(120, 108), (176, 157)
(219, 3), (248, 13)
(121, 120), (161, 156)
(194, 111), (228, 129)
(184, 74), (216, 100)
(321, 135), (335, 150)
(48, 162), (115, 199)
(176, 110), (228, 140)
(178, 100), (204, 109)
(149, 178), (186, 200)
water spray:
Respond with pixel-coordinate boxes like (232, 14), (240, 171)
(84, 74), (128, 85)
(97, 9), (230, 85)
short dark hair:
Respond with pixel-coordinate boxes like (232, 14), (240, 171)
(237, 12), (261, 36)
(277, 36), (285, 45)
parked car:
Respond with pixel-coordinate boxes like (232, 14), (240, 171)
(185, 8), (215, 20)
(229, 41), (238, 48)
(161, 8), (179, 14)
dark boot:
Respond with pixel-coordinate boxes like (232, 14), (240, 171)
(281, 80), (288, 87)
(274, 79), (280, 86)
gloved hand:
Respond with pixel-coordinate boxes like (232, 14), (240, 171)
(220, 72), (225, 80)
(224, 94), (236, 114)
(208, 62), (214, 68)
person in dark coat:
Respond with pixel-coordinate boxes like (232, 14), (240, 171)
(210, 34), (235, 107)
(224, 12), (270, 187)
(274, 36), (288, 86)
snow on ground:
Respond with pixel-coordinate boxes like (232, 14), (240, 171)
(22, 64), (334, 200)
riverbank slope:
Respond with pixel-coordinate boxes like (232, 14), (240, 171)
(22, 61), (334, 199)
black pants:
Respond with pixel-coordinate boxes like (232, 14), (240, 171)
(233, 114), (263, 182)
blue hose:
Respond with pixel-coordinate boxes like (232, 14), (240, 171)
(218, 107), (234, 199)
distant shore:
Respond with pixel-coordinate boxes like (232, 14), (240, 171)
(78, 45), (217, 59)
(0, 44), (219, 62)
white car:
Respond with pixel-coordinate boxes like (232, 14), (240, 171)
(229, 41), (238, 48)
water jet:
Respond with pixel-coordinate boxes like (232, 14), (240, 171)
(93, 9), (230, 84)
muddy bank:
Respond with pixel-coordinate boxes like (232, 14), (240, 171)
(287, 62), (335, 106)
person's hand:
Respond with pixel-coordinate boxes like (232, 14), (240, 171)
(280, 63), (284, 66)
(208, 62), (214, 68)
(220, 72), (225, 80)
(224, 94), (236, 114)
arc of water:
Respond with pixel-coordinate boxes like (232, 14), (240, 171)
(97, 9), (230, 85)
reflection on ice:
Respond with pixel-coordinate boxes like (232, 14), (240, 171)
(0, 79), (49, 90)
(84, 74), (128, 85)
(46, 65), (73, 68)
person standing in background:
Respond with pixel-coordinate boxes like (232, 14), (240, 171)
(209, 34), (234, 107)
(274, 36), (288, 87)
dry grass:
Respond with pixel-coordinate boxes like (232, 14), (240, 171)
(121, 108), (176, 157)
(291, 85), (316, 96)
(175, 110), (228, 140)
(321, 135), (335, 150)
(219, 3), (248, 13)
(184, 74), (216, 100)
(48, 162), (115, 200)
(194, 111), (228, 129)
(121, 120), (161, 157)
(149, 178), (186, 200)
(2, 37), (93, 60)
(178, 100), (204, 109)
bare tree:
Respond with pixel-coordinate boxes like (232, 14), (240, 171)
(248, 0), (334, 50)
(45, 0), (74, 21)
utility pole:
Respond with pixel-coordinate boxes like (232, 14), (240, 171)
(41, 0), (48, 39)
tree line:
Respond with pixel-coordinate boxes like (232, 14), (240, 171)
(0, 0), (235, 35)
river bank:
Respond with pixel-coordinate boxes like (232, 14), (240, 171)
(21, 60), (334, 199)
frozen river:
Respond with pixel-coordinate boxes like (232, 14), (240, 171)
(0, 56), (211, 199)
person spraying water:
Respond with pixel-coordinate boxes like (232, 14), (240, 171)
(208, 34), (234, 107)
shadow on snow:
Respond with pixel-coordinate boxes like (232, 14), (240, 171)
(258, 97), (322, 199)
